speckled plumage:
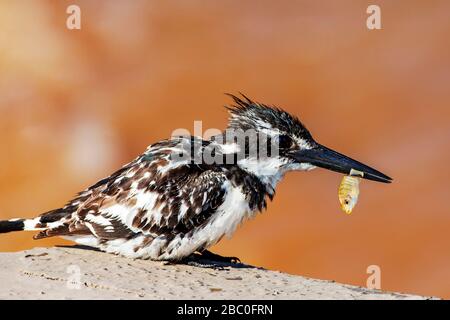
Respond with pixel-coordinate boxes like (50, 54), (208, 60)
(0, 94), (320, 261)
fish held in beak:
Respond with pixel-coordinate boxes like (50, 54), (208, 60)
(338, 169), (364, 214)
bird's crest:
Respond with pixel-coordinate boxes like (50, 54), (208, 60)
(225, 93), (313, 140)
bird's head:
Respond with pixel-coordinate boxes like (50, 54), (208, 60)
(223, 94), (392, 189)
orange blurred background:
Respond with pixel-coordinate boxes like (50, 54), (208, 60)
(0, 0), (449, 298)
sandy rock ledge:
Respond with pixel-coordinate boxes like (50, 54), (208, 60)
(0, 247), (435, 300)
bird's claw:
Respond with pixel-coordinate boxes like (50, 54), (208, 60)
(227, 256), (241, 264)
(198, 250), (242, 264)
(163, 251), (242, 269)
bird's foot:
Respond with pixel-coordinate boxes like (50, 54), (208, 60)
(163, 250), (242, 270)
(184, 259), (227, 270)
(163, 254), (226, 270)
(197, 249), (241, 264)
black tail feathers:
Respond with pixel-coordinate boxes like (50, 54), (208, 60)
(0, 219), (25, 234)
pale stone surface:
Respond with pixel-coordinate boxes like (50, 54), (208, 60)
(0, 247), (435, 300)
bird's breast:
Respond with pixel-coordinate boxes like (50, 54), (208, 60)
(191, 182), (254, 247)
(158, 183), (255, 260)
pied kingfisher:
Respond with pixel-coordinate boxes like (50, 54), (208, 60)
(0, 94), (391, 263)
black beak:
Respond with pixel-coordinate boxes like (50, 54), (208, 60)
(293, 144), (392, 183)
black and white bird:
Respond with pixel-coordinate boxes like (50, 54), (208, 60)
(0, 94), (391, 263)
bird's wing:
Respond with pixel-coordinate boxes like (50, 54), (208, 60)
(35, 137), (228, 240)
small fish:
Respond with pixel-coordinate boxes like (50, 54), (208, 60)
(338, 169), (364, 214)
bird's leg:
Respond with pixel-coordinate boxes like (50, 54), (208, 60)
(164, 253), (225, 270)
(198, 249), (241, 264)
(163, 250), (241, 270)
(162, 253), (226, 270)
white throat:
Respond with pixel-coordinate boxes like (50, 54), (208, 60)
(237, 157), (317, 193)
(237, 157), (311, 192)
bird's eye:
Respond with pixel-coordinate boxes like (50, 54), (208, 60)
(277, 135), (293, 149)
